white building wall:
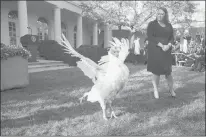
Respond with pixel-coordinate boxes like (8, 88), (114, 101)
(1, 1), (93, 47)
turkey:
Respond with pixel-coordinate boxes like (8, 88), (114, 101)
(60, 34), (130, 120)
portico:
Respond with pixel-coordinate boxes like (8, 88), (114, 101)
(1, 1), (105, 48)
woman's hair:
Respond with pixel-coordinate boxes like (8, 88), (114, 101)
(156, 7), (170, 24)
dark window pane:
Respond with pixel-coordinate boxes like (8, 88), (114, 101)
(9, 22), (12, 26)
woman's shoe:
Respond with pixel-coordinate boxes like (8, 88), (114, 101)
(154, 91), (159, 99)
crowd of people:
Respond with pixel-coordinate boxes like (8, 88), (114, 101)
(172, 35), (205, 72)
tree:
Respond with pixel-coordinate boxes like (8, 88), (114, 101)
(80, 1), (198, 45)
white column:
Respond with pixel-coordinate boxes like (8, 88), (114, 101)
(77, 15), (82, 48)
(93, 22), (98, 45)
(109, 29), (112, 43)
(104, 24), (109, 48)
(18, 1), (28, 37)
(54, 6), (61, 43)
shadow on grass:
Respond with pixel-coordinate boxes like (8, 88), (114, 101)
(1, 68), (93, 103)
(1, 95), (102, 129)
(114, 78), (204, 115)
(1, 65), (146, 129)
(1, 65), (204, 135)
(2, 73), (203, 130)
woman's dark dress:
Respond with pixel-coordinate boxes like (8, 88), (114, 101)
(147, 20), (174, 75)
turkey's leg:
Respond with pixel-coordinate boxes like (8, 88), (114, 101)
(108, 101), (118, 119)
(99, 99), (108, 120)
(79, 92), (89, 103)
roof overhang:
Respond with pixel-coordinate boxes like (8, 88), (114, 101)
(45, 1), (82, 15)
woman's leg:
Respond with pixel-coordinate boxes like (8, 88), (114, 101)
(152, 73), (160, 99)
(165, 74), (176, 97)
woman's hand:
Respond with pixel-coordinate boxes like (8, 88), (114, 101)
(157, 42), (164, 48)
(157, 42), (172, 51)
(162, 44), (171, 51)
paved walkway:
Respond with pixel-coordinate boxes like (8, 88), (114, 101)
(28, 59), (74, 73)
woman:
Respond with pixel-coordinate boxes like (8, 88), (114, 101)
(147, 7), (176, 99)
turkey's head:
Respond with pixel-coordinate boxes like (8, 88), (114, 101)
(118, 38), (130, 62)
(108, 37), (130, 62)
(109, 46), (121, 58)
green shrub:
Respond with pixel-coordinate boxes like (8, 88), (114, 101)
(1, 43), (31, 60)
(77, 45), (108, 63)
(38, 40), (145, 66)
(38, 40), (79, 66)
(38, 41), (108, 66)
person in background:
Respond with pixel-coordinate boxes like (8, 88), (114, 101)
(146, 7), (176, 99)
(133, 37), (141, 55)
(189, 46), (205, 72)
(143, 38), (149, 65)
(132, 37), (141, 65)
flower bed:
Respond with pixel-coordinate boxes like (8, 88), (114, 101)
(1, 43), (31, 60)
(1, 43), (31, 91)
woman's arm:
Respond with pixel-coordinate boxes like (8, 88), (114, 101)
(168, 24), (174, 46)
(166, 24), (175, 51)
(147, 21), (162, 46)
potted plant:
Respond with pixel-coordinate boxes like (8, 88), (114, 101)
(1, 43), (31, 91)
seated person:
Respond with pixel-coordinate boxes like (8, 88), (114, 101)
(189, 47), (205, 72)
(172, 41), (180, 53)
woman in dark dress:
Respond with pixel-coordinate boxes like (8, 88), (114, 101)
(147, 7), (176, 99)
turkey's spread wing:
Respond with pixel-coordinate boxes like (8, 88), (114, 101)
(60, 34), (100, 80)
(98, 55), (109, 65)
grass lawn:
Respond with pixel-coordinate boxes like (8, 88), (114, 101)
(1, 64), (205, 136)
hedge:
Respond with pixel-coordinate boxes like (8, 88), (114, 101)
(38, 40), (146, 66)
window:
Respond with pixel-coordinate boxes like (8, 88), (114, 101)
(8, 10), (18, 19)
(37, 17), (48, 41)
(8, 10), (18, 45)
(61, 22), (67, 37)
(74, 25), (77, 48)
(8, 22), (17, 45)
